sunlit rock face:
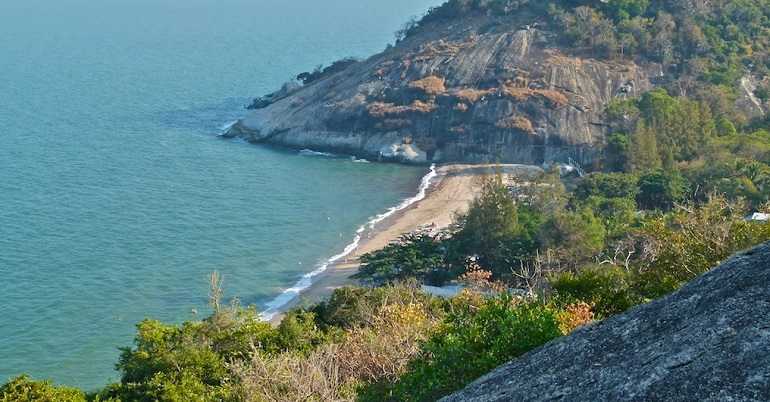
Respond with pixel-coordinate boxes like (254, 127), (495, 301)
(226, 11), (659, 165)
(441, 241), (770, 402)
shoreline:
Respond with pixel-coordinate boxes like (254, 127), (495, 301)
(264, 163), (538, 325)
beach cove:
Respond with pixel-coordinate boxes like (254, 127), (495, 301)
(266, 163), (539, 324)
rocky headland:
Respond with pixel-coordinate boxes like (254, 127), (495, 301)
(224, 11), (662, 165)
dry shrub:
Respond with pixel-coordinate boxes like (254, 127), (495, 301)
(537, 89), (569, 108)
(367, 102), (397, 117)
(457, 258), (507, 294)
(410, 100), (438, 114)
(337, 303), (437, 383)
(556, 302), (595, 335)
(231, 343), (356, 402)
(454, 102), (468, 111)
(414, 40), (460, 62)
(455, 88), (493, 103)
(409, 76), (446, 96)
(372, 60), (394, 77)
(374, 118), (412, 131)
(501, 82), (568, 109)
(290, 97), (305, 107)
(501, 83), (532, 101)
(367, 100), (438, 117)
(495, 116), (534, 132)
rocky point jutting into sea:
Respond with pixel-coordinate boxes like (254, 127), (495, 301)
(225, 10), (663, 165)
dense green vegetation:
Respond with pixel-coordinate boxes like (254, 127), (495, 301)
(8, 0), (770, 400)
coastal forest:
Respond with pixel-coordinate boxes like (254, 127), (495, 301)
(6, 0), (770, 400)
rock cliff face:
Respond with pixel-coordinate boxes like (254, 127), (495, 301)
(226, 11), (660, 165)
(441, 241), (770, 402)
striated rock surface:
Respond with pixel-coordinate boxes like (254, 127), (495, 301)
(225, 11), (660, 164)
(441, 242), (770, 402)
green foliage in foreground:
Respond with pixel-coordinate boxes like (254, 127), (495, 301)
(0, 375), (86, 402)
(361, 294), (563, 402)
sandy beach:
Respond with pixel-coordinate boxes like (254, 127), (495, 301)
(267, 163), (537, 325)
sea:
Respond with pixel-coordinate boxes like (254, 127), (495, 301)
(0, 0), (445, 390)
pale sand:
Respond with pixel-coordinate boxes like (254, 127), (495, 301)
(267, 163), (537, 325)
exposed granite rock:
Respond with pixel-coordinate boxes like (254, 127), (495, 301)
(441, 242), (770, 402)
(225, 11), (660, 164)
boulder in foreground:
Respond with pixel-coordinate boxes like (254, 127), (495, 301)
(442, 242), (770, 401)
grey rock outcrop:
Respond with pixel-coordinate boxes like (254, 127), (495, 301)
(441, 242), (770, 402)
(225, 11), (659, 165)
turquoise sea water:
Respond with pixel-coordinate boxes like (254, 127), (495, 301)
(0, 0), (444, 389)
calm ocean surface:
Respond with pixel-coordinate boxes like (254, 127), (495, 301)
(0, 0), (444, 389)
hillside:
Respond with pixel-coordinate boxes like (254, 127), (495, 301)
(225, 0), (770, 165)
(225, 10), (659, 165)
(441, 240), (770, 401)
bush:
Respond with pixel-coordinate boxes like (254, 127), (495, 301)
(495, 116), (534, 132)
(551, 266), (638, 318)
(338, 303), (440, 384)
(408, 76), (446, 96)
(230, 344), (356, 402)
(0, 375), (86, 402)
(455, 88), (492, 103)
(366, 101), (438, 117)
(310, 282), (443, 329)
(365, 294), (562, 401)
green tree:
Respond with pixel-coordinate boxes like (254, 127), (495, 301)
(636, 170), (685, 211)
(355, 233), (453, 285)
(0, 375), (86, 402)
(454, 165), (529, 276)
(627, 119), (662, 172)
(538, 209), (606, 267)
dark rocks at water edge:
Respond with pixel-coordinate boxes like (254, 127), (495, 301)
(441, 242), (770, 402)
(246, 81), (302, 109)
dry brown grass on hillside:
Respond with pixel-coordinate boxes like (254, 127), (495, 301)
(501, 81), (569, 109)
(455, 88), (493, 103)
(495, 116), (534, 132)
(413, 40), (460, 62)
(454, 102), (469, 111)
(501, 84), (532, 101)
(537, 89), (569, 108)
(409, 76), (446, 96)
(366, 100), (438, 117)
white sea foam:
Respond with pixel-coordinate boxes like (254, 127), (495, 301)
(299, 149), (337, 157)
(259, 163), (438, 321)
(219, 120), (237, 132)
